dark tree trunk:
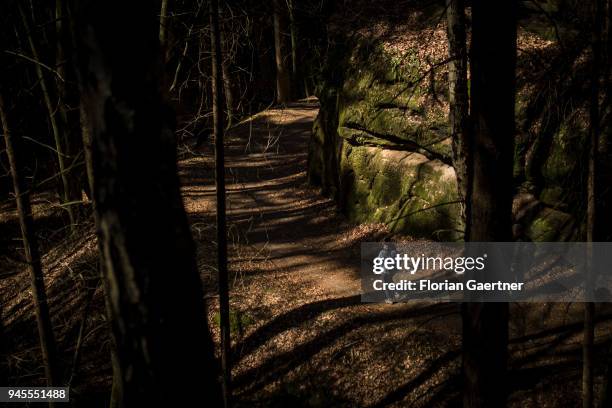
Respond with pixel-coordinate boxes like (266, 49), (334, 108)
(73, 1), (221, 405)
(584, 1), (603, 407)
(0, 92), (58, 388)
(159, 0), (169, 47)
(288, 0), (300, 97)
(445, 0), (470, 233)
(462, 0), (517, 407)
(79, 98), (123, 408)
(584, 302), (595, 408)
(219, 21), (234, 129)
(273, 0), (290, 103)
(210, 0), (231, 406)
(79, 103), (94, 199)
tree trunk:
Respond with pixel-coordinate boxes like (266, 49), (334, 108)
(65, 5), (122, 401)
(462, 1), (517, 407)
(288, 0), (299, 97)
(160, 0), (169, 61)
(273, 0), (290, 103)
(168, 1), (204, 93)
(445, 0), (470, 233)
(584, 1), (603, 407)
(56, 0), (66, 126)
(56, 0), (83, 216)
(74, 0), (221, 405)
(79, 103), (94, 200)
(584, 302), (595, 408)
(222, 60), (234, 128)
(19, 3), (76, 231)
(210, 0), (231, 406)
(219, 20), (234, 128)
(0, 92), (58, 389)
(79, 100), (124, 408)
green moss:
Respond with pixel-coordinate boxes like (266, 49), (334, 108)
(337, 144), (461, 239)
(539, 186), (565, 207)
(370, 166), (402, 206)
(541, 125), (583, 184)
(338, 102), (451, 159)
(308, 9), (589, 244)
(332, 40), (451, 160)
(527, 207), (574, 242)
(213, 310), (254, 337)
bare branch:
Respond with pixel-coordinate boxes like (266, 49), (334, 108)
(4, 50), (66, 82)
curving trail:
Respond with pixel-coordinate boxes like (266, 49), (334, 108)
(179, 99), (463, 407)
(180, 99), (367, 299)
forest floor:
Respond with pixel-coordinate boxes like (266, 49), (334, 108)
(180, 99), (607, 408)
(0, 99), (610, 407)
(180, 98), (463, 407)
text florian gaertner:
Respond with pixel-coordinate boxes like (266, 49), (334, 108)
(371, 253), (525, 293)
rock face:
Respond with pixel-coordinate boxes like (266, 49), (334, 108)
(308, 1), (611, 241)
(338, 146), (460, 240)
(308, 34), (463, 240)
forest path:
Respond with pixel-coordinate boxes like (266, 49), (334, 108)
(178, 99), (462, 407)
(180, 99), (372, 299)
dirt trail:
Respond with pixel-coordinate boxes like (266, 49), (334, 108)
(180, 100), (369, 298)
(177, 99), (592, 408)
(0, 100), (592, 407)
(177, 100), (468, 407)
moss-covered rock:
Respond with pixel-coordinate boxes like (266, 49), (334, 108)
(306, 31), (463, 240)
(335, 43), (452, 161)
(307, 3), (593, 241)
(539, 122), (586, 207)
(526, 207), (575, 241)
(337, 143), (462, 240)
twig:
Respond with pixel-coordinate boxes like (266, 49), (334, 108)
(4, 50), (65, 82)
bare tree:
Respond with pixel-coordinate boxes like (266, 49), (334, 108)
(219, 16), (235, 128)
(463, 0), (517, 407)
(211, 0), (231, 406)
(288, 0), (299, 95)
(160, 0), (169, 61)
(583, 0), (604, 407)
(18, 3), (76, 231)
(74, 0), (221, 405)
(273, 0), (291, 103)
(0, 92), (58, 389)
(446, 0), (470, 230)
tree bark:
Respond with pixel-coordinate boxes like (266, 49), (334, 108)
(79, 100), (124, 408)
(462, 1), (517, 407)
(288, 0), (299, 97)
(0, 92), (58, 390)
(445, 0), (470, 234)
(73, 0), (221, 405)
(584, 1), (603, 407)
(273, 0), (291, 103)
(160, 0), (169, 61)
(222, 60), (234, 128)
(210, 0), (231, 406)
(219, 19), (234, 128)
(584, 301), (595, 408)
(79, 103), (94, 200)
